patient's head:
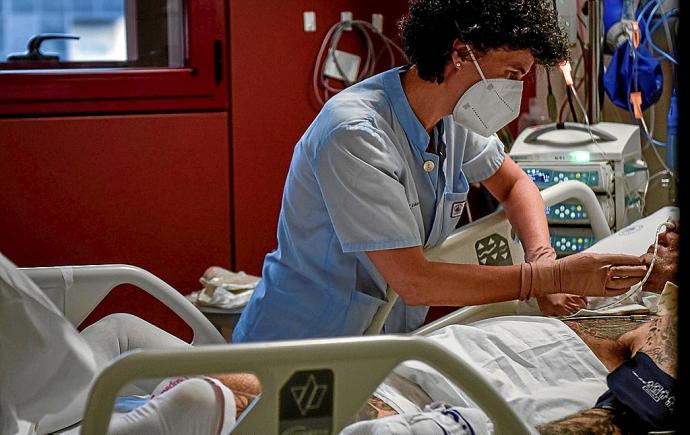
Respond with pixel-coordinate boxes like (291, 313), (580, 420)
(641, 220), (679, 293)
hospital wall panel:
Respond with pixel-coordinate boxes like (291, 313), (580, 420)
(0, 113), (232, 339)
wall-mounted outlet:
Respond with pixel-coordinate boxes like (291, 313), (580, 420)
(341, 11), (353, 31)
(372, 14), (383, 33)
(303, 11), (316, 32)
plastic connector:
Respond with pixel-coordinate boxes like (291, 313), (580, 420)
(559, 61), (574, 86)
(631, 20), (640, 49)
(630, 91), (643, 119)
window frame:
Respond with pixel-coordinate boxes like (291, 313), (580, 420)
(0, 1), (227, 115)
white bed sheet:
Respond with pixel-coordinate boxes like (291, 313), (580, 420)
(374, 316), (609, 431)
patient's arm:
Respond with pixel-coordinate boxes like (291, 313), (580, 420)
(619, 310), (678, 378)
(563, 318), (645, 372)
(539, 311), (677, 434)
(536, 408), (621, 435)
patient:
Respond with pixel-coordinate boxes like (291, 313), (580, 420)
(73, 221), (678, 434)
(2, 223), (677, 435)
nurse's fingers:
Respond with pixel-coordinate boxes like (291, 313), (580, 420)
(606, 276), (644, 290)
(598, 254), (647, 265)
(609, 265), (648, 278)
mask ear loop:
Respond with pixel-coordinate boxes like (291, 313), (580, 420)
(465, 44), (488, 84)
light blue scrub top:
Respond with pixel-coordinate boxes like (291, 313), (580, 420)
(233, 66), (505, 342)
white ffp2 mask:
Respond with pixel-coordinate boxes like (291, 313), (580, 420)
(452, 47), (524, 137)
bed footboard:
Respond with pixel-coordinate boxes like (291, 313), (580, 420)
(80, 336), (533, 434)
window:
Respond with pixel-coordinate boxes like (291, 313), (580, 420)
(0, 0), (185, 69)
(0, 0), (226, 115)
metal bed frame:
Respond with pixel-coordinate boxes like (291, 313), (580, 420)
(19, 180), (610, 434)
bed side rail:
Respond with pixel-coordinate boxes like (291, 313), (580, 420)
(415, 180), (611, 334)
(80, 335), (534, 435)
(20, 264), (224, 345)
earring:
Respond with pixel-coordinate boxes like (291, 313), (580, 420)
(455, 62), (462, 69)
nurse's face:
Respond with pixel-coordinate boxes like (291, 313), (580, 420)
(454, 45), (535, 82)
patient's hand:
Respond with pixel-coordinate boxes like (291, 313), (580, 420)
(641, 223), (679, 293)
(537, 293), (587, 316)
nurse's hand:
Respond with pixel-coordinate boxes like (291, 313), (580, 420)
(523, 253), (648, 298)
(526, 245), (587, 315)
(536, 294), (587, 316)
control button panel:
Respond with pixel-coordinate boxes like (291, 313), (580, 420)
(550, 234), (594, 256)
(545, 196), (615, 226)
(519, 163), (613, 193)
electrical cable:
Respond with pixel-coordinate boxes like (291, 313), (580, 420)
(558, 37), (585, 122)
(545, 68), (557, 121)
(565, 85), (579, 123)
(312, 19), (407, 106)
(569, 83), (611, 160)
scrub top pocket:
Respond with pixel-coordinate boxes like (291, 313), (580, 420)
(341, 289), (387, 336)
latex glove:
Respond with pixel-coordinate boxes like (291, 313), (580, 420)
(525, 246), (587, 315)
(537, 293), (588, 316)
(524, 245), (586, 315)
(520, 252), (647, 299)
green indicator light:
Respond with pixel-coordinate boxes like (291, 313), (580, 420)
(569, 151), (591, 162)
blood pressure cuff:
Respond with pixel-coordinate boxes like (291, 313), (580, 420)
(594, 352), (676, 432)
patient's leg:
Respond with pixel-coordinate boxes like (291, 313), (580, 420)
(80, 313), (190, 394)
(108, 378), (231, 435)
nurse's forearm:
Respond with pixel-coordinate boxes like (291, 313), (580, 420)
(367, 246), (522, 306)
(501, 175), (552, 258)
(418, 261), (523, 306)
(481, 157), (551, 259)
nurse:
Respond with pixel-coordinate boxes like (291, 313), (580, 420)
(233, 0), (646, 342)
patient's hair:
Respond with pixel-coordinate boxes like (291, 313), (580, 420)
(399, 0), (570, 83)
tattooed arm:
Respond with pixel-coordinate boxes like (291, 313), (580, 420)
(539, 311), (678, 434)
(620, 310), (678, 378)
(537, 409), (621, 435)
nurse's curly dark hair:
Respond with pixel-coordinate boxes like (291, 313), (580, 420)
(400, 0), (570, 83)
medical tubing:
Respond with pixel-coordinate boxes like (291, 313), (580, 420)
(666, 91), (678, 173)
(642, 0), (678, 64)
(640, 116), (673, 176)
(634, 0), (677, 65)
(581, 221), (673, 313)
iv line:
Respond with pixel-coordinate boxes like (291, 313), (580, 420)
(582, 220), (674, 314)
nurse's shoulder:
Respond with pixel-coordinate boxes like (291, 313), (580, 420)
(301, 72), (398, 162)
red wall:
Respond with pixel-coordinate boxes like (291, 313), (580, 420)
(0, 113), (232, 338)
(230, 1), (410, 274)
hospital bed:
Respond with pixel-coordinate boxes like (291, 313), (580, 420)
(13, 181), (676, 434)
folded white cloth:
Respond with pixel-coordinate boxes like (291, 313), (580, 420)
(188, 288), (254, 310)
(341, 402), (489, 435)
